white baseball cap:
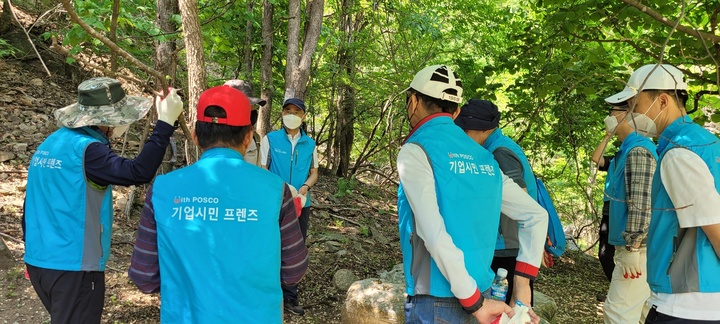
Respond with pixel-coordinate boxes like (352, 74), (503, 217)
(605, 64), (688, 104)
(405, 65), (463, 103)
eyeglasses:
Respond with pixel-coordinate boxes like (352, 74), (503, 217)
(608, 102), (629, 113)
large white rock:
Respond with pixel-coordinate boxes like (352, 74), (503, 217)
(342, 264), (406, 323)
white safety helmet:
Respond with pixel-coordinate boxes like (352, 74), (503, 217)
(405, 65), (464, 103)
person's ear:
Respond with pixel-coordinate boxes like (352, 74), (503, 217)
(191, 127), (199, 146)
(451, 106), (461, 120)
(659, 93), (671, 109)
(241, 128), (253, 149)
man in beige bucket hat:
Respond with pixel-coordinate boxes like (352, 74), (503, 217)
(23, 77), (184, 323)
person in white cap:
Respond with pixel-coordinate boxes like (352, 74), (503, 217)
(23, 77), (184, 323)
(605, 63), (720, 322)
(397, 65), (544, 323)
(594, 101), (657, 324)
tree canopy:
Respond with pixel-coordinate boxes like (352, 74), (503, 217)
(5, 0), (719, 246)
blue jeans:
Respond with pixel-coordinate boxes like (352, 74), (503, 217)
(404, 295), (478, 324)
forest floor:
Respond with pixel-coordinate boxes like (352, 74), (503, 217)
(0, 58), (610, 323)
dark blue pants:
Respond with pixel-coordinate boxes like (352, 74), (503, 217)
(27, 264), (105, 324)
(404, 295), (478, 323)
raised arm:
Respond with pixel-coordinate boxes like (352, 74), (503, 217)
(592, 134), (613, 168)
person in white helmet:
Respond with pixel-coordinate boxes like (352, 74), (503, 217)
(605, 63), (720, 323)
(397, 65), (545, 324)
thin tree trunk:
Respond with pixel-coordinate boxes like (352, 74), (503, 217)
(283, 0), (324, 100)
(108, 0), (120, 77)
(284, 0), (301, 100)
(334, 0), (359, 177)
(155, 0), (178, 83)
(178, 0), (206, 124)
(241, 0), (254, 79)
(0, 0), (15, 34)
(257, 0), (274, 138)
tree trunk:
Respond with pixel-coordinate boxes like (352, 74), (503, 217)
(108, 0), (121, 77)
(241, 0), (255, 80)
(0, 0), (14, 35)
(333, 0), (360, 177)
(179, 0), (206, 124)
(257, 0), (274, 138)
(284, 0), (300, 100)
(155, 0), (178, 84)
(335, 84), (354, 177)
(283, 0), (324, 101)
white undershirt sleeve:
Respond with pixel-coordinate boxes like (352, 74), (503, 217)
(259, 135), (270, 167)
(661, 148), (720, 228)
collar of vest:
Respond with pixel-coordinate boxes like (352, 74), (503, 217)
(657, 115), (693, 153)
(403, 113), (452, 144)
(619, 132), (645, 152)
(483, 128), (503, 150)
(200, 147), (244, 160)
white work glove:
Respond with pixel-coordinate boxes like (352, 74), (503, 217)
(619, 249), (642, 279)
(155, 88), (183, 125)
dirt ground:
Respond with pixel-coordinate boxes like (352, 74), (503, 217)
(0, 57), (610, 323)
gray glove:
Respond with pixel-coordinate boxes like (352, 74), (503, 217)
(155, 88), (183, 125)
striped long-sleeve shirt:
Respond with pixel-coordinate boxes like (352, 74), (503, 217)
(128, 184), (309, 293)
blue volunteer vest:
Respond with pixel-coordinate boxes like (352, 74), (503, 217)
(607, 132), (657, 246)
(267, 129), (315, 207)
(153, 148), (285, 323)
(398, 114), (502, 296)
(483, 128), (538, 250)
(24, 127), (113, 271)
(647, 116), (720, 294)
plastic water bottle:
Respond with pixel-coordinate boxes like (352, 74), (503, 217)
(491, 268), (509, 301)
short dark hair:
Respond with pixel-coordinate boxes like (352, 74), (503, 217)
(195, 105), (252, 150)
(409, 88), (460, 114)
(646, 89), (688, 108)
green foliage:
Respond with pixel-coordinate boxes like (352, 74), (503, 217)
(58, 0), (720, 239)
(0, 38), (18, 58)
(334, 177), (357, 198)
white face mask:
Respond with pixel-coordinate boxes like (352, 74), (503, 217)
(283, 114), (303, 130)
(625, 97), (660, 137)
(604, 115), (618, 134)
(111, 125), (130, 138)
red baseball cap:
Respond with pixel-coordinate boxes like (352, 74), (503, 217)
(197, 85), (251, 126)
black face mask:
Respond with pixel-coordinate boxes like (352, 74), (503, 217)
(406, 92), (418, 129)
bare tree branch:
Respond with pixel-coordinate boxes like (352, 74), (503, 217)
(621, 0), (720, 43)
(6, 0), (51, 76)
(57, 0), (192, 141)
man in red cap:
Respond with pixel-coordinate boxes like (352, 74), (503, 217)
(128, 85), (309, 323)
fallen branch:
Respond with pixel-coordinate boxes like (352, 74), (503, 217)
(328, 212), (362, 227)
(6, 0), (51, 76)
(0, 170), (27, 174)
(0, 232), (24, 245)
